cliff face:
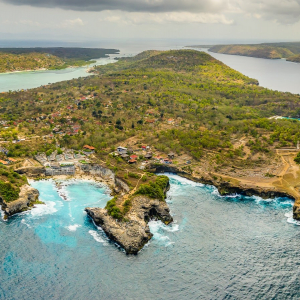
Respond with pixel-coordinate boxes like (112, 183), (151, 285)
(16, 167), (45, 177)
(0, 185), (40, 218)
(148, 163), (297, 210)
(86, 195), (173, 254)
(81, 164), (130, 193)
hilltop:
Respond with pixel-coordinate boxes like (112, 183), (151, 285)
(2, 49), (300, 251)
(0, 47), (119, 73)
(191, 42), (300, 62)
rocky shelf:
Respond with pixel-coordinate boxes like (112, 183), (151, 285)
(86, 195), (173, 254)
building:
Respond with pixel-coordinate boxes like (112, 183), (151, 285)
(130, 154), (138, 160)
(128, 159), (137, 164)
(168, 152), (175, 159)
(83, 145), (95, 151)
(117, 146), (128, 155)
(144, 153), (152, 159)
(45, 163), (75, 176)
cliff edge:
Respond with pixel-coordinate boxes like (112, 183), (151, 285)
(86, 195), (173, 254)
(0, 184), (40, 218)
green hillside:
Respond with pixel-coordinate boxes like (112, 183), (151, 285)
(0, 47), (119, 73)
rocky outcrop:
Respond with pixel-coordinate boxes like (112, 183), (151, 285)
(115, 177), (130, 193)
(0, 184), (40, 218)
(148, 163), (297, 210)
(86, 195), (173, 254)
(81, 164), (114, 181)
(81, 164), (130, 193)
(15, 167), (45, 177)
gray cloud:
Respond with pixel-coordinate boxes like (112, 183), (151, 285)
(2, 0), (300, 25)
(239, 0), (300, 24)
(1, 0), (228, 13)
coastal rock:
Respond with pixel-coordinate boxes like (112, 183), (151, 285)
(0, 184), (40, 218)
(81, 164), (129, 193)
(115, 177), (130, 193)
(15, 167), (45, 177)
(293, 204), (300, 220)
(86, 195), (173, 254)
(81, 164), (115, 181)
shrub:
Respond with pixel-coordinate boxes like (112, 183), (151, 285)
(0, 181), (20, 202)
(134, 175), (169, 201)
(295, 152), (300, 164)
(128, 172), (140, 179)
(123, 199), (132, 215)
(105, 197), (123, 220)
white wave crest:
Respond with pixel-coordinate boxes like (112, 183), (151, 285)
(285, 211), (300, 226)
(29, 201), (58, 218)
(21, 219), (31, 228)
(67, 224), (81, 231)
(148, 220), (178, 247)
(89, 230), (108, 245)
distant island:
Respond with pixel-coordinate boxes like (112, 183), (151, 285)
(0, 47), (119, 73)
(2, 49), (300, 253)
(190, 42), (300, 62)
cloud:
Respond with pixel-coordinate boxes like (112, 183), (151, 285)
(2, 19), (40, 26)
(60, 18), (84, 28)
(236, 0), (300, 24)
(1, 0), (300, 25)
(1, 0), (229, 13)
(102, 11), (233, 25)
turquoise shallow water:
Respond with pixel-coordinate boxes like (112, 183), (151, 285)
(0, 57), (115, 92)
(0, 175), (299, 299)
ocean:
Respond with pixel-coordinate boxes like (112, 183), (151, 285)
(0, 175), (298, 299)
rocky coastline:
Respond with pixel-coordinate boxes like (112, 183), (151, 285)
(7, 162), (299, 253)
(0, 184), (40, 219)
(147, 163), (298, 212)
(86, 195), (173, 254)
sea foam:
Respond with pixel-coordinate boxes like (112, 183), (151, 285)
(67, 224), (81, 231)
(89, 230), (108, 245)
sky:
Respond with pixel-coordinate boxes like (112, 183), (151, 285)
(0, 0), (300, 46)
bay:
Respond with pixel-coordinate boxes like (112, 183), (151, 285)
(0, 175), (298, 299)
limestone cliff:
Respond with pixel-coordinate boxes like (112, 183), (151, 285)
(16, 167), (45, 177)
(0, 185), (40, 218)
(86, 195), (173, 254)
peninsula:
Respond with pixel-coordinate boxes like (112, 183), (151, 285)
(0, 47), (119, 73)
(2, 49), (300, 253)
(191, 42), (300, 62)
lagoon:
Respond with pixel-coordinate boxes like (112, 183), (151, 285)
(0, 57), (115, 93)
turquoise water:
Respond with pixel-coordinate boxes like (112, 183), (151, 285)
(0, 175), (299, 299)
(0, 57), (115, 92)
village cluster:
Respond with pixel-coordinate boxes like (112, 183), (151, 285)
(34, 145), (94, 175)
(115, 145), (175, 165)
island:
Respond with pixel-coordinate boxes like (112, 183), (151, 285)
(2, 49), (300, 254)
(190, 42), (300, 62)
(0, 47), (119, 73)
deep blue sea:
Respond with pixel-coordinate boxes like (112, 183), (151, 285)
(0, 175), (299, 300)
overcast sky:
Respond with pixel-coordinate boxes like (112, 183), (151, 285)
(0, 0), (300, 46)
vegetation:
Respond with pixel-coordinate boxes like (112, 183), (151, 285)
(0, 165), (27, 202)
(294, 152), (300, 164)
(105, 197), (123, 220)
(206, 42), (300, 62)
(3, 49), (300, 206)
(134, 175), (169, 201)
(0, 47), (119, 73)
